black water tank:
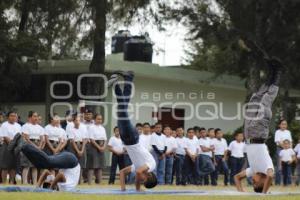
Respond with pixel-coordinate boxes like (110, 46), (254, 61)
(124, 36), (153, 63)
(111, 30), (131, 54)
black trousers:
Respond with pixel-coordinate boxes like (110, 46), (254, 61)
(183, 156), (197, 185)
(109, 153), (125, 184)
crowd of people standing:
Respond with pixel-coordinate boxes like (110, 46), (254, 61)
(0, 110), (300, 187)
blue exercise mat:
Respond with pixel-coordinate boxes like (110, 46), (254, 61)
(0, 186), (202, 195)
(1, 186), (300, 196)
(0, 186), (53, 193)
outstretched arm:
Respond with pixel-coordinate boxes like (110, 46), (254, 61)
(234, 170), (247, 192)
(135, 165), (149, 192)
(37, 170), (52, 188)
(119, 166), (132, 191)
(50, 172), (66, 190)
(262, 169), (274, 194)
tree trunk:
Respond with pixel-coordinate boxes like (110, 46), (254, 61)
(45, 0), (54, 123)
(86, 0), (107, 112)
(18, 0), (30, 33)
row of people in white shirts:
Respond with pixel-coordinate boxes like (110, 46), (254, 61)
(107, 129), (246, 159)
(0, 116), (107, 146)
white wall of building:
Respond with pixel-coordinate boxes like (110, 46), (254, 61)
(4, 75), (247, 134)
(109, 76), (247, 133)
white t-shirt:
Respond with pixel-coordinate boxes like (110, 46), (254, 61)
(212, 138), (228, 156)
(57, 164), (80, 191)
(0, 121), (21, 139)
(89, 124), (107, 141)
(228, 141), (245, 158)
(44, 124), (66, 142)
(139, 134), (152, 152)
(65, 122), (74, 135)
(279, 148), (295, 162)
(185, 138), (199, 155)
(176, 137), (187, 155)
(245, 144), (274, 177)
(108, 136), (124, 153)
(294, 144), (300, 159)
(150, 133), (166, 151)
(274, 129), (292, 144)
(125, 143), (156, 173)
(21, 123), (45, 140)
(67, 124), (88, 142)
(165, 136), (177, 154)
(199, 137), (212, 157)
(83, 120), (94, 129)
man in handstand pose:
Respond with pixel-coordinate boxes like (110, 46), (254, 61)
(9, 133), (80, 191)
(109, 71), (157, 191)
(234, 41), (284, 193)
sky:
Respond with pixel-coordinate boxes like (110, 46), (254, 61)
(106, 23), (188, 67)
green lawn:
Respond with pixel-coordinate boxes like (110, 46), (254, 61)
(1, 184), (300, 200)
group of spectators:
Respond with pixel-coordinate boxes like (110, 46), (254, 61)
(0, 110), (299, 187)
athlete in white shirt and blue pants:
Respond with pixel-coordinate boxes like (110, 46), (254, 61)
(174, 127), (186, 185)
(150, 123), (167, 185)
(228, 133), (245, 185)
(213, 128), (229, 186)
(8, 133), (79, 191)
(164, 126), (177, 185)
(279, 140), (296, 186)
(110, 71), (157, 191)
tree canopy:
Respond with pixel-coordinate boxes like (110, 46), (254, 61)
(159, 0), (300, 121)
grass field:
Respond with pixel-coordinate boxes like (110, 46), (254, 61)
(1, 184), (300, 200)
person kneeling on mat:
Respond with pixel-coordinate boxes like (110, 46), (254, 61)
(108, 71), (157, 191)
(234, 49), (284, 193)
(8, 133), (80, 191)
